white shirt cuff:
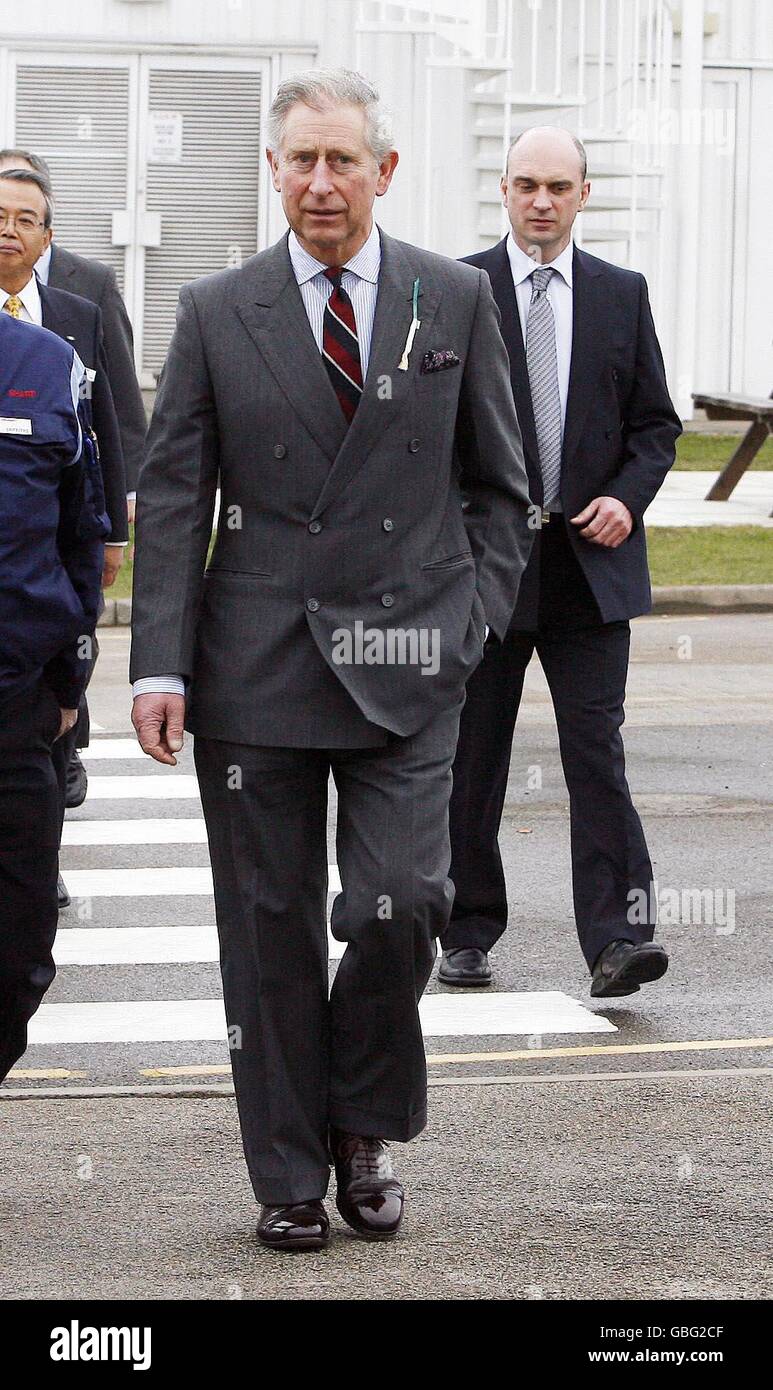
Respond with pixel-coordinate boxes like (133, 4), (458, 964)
(126, 491), (137, 501)
(132, 676), (186, 698)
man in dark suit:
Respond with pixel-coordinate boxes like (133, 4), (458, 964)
(131, 68), (532, 1251)
(438, 127), (681, 998)
(0, 150), (147, 499)
(0, 168), (128, 898)
(0, 314), (108, 1081)
(0, 151), (146, 809)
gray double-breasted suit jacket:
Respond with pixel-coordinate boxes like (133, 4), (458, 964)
(130, 227), (534, 745)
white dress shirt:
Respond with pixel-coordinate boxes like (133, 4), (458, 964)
(132, 222), (384, 700)
(2, 272), (43, 325)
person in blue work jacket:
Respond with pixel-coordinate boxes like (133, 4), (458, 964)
(0, 312), (109, 1082)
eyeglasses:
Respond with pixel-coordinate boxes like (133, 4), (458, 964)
(0, 212), (46, 233)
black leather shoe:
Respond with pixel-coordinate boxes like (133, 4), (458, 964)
(57, 873), (71, 909)
(330, 1129), (404, 1240)
(256, 1200), (329, 1252)
(591, 940), (669, 998)
(438, 947), (492, 986)
(65, 749), (88, 809)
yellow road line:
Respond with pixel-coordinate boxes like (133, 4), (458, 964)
(6, 1068), (88, 1080)
(138, 1038), (773, 1079)
(140, 1065), (232, 1078)
(425, 1037), (773, 1065)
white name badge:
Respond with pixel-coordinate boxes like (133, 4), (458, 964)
(0, 417), (32, 435)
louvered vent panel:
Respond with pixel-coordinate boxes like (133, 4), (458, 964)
(143, 69), (262, 375)
(14, 65), (130, 289)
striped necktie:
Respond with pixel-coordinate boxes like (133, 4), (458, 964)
(3, 294), (23, 318)
(525, 266), (563, 508)
(322, 267), (363, 424)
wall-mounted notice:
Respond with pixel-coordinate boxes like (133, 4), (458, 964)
(147, 111), (183, 164)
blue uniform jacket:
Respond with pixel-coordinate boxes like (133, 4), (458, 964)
(0, 315), (109, 711)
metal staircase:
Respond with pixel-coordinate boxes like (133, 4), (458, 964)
(355, 0), (675, 288)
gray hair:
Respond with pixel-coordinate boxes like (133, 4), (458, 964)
(267, 68), (394, 163)
(0, 167), (55, 227)
(0, 147), (52, 185)
(506, 129), (588, 182)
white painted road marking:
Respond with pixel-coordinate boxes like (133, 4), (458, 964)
(27, 993), (614, 1044)
(62, 864), (343, 897)
(80, 739), (146, 759)
(62, 819), (209, 846)
(54, 922), (348, 963)
(81, 775), (201, 799)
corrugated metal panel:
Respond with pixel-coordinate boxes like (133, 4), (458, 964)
(142, 68), (262, 374)
(13, 63), (130, 288)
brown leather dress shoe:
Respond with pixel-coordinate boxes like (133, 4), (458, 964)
(256, 1199), (330, 1252)
(329, 1128), (404, 1240)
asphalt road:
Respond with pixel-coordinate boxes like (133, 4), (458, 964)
(1, 613), (771, 1300)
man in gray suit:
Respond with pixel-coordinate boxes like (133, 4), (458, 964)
(130, 68), (532, 1252)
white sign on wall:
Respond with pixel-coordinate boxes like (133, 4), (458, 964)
(147, 111), (183, 164)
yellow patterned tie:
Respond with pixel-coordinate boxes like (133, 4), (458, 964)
(3, 295), (23, 318)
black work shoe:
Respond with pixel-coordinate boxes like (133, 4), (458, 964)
(329, 1129), (404, 1240)
(65, 749), (88, 808)
(591, 940), (669, 998)
(256, 1200), (330, 1252)
(57, 873), (71, 909)
(438, 947), (492, 986)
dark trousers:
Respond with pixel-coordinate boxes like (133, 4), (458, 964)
(0, 681), (62, 1082)
(443, 518), (654, 971)
(193, 697), (462, 1205)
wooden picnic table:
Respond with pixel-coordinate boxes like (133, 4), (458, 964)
(692, 391), (773, 512)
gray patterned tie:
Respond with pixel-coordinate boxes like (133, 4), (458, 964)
(525, 266), (562, 508)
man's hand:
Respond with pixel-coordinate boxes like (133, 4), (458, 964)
(570, 496), (633, 548)
(127, 496), (136, 526)
(102, 544), (125, 588)
(56, 707), (79, 741)
(132, 693), (186, 766)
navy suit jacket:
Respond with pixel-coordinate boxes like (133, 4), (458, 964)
(39, 281), (129, 543)
(48, 243), (147, 493)
(462, 238), (681, 625)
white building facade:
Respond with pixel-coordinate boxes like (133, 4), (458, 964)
(0, 0), (770, 414)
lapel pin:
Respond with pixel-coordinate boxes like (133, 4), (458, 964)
(398, 278), (421, 372)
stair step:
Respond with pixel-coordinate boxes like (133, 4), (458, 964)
(470, 90), (586, 108)
(586, 164), (665, 178)
(580, 225), (632, 240)
(428, 57), (511, 72)
(586, 195), (663, 210)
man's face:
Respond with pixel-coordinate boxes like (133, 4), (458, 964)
(501, 133), (589, 260)
(266, 101), (398, 264)
(0, 176), (51, 281)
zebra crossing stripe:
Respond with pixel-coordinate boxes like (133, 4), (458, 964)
(27, 993), (615, 1045)
(79, 776), (201, 799)
(62, 820), (208, 846)
(54, 923), (347, 963)
(60, 865), (342, 897)
(80, 739), (146, 759)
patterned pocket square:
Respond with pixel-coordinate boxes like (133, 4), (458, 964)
(420, 349), (461, 375)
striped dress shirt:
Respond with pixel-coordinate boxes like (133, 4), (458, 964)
(287, 221), (381, 378)
(132, 222), (383, 699)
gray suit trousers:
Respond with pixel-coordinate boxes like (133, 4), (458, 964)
(193, 697), (462, 1205)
